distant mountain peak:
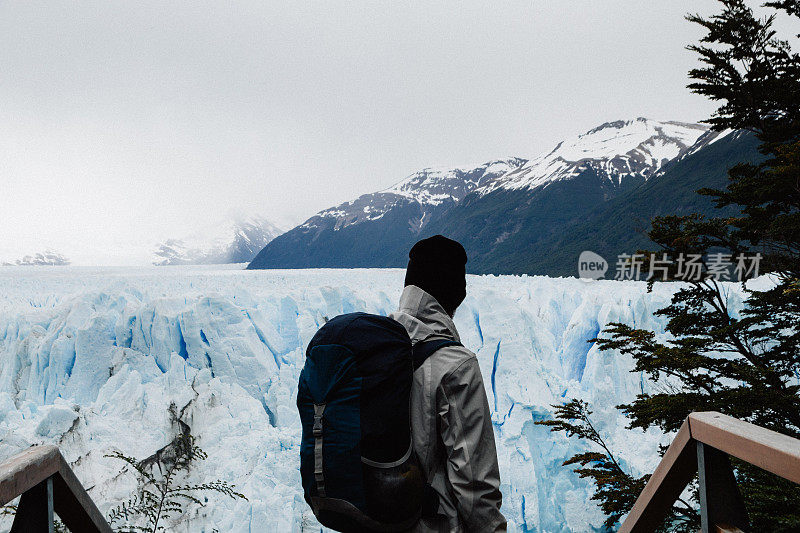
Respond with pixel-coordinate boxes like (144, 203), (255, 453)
(556, 118), (707, 162)
(481, 118), (709, 192)
(585, 118), (637, 134)
(305, 157), (528, 231)
(291, 119), (711, 233)
(153, 216), (283, 265)
(2, 249), (71, 266)
(247, 119), (755, 272)
(383, 156), (527, 204)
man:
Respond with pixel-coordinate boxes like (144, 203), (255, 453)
(390, 235), (506, 533)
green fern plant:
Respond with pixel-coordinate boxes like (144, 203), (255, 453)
(106, 433), (246, 532)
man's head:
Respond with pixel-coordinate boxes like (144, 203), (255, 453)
(404, 235), (467, 317)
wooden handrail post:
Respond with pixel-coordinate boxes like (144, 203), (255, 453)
(697, 442), (749, 533)
(618, 419), (696, 533)
(620, 412), (800, 533)
(10, 476), (54, 533)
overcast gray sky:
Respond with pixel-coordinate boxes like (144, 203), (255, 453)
(0, 1), (745, 264)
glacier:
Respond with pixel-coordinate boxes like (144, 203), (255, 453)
(0, 266), (752, 532)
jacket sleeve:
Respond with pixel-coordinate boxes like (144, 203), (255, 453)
(437, 354), (507, 532)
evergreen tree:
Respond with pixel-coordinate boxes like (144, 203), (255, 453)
(538, 1), (800, 530)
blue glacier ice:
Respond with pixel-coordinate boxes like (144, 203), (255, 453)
(0, 265), (754, 532)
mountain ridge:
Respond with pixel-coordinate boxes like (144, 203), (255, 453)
(248, 119), (751, 275)
(303, 157), (527, 232)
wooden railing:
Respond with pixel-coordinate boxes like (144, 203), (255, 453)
(0, 445), (112, 533)
(619, 411), (800, 533)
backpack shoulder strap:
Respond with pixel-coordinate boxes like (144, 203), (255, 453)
(412, 338), (462, 371)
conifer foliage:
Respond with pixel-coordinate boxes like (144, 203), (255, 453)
(538, 1), (800, 530)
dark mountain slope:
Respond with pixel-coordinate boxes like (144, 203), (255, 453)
(247, 159), (524, 269)
(426, 133), (760, 276)
(248, 121), (759, 276)
(471, 131), (761, 276)
(421, 165), (646, 274)
(248, 199), (428, 268)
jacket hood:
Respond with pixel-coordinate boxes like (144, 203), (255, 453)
(391, 285), (461, 344)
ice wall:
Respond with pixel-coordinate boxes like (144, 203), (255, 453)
(0, 266), (748, 532)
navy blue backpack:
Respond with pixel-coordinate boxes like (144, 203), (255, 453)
(297, 312), (460, 532)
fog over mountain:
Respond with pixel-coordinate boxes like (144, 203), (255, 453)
(0, 1), (724, 265)
(153, 216), (284, 266)
(2, 250), (71, 267)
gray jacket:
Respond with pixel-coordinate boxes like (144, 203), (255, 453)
(390, 285), (506, 533)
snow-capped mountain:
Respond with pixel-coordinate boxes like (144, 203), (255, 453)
(1, 250), (71, 266)
(481, 118), (708, 192)
(303, 118), (708, 229)
(248, 119), (757, 273)
(308, 157), (526, 231)
(678, 127), (738, 160)
(154, 216), (283, 266)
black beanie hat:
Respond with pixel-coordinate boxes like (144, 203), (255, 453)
(404, 235), (467, 317)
